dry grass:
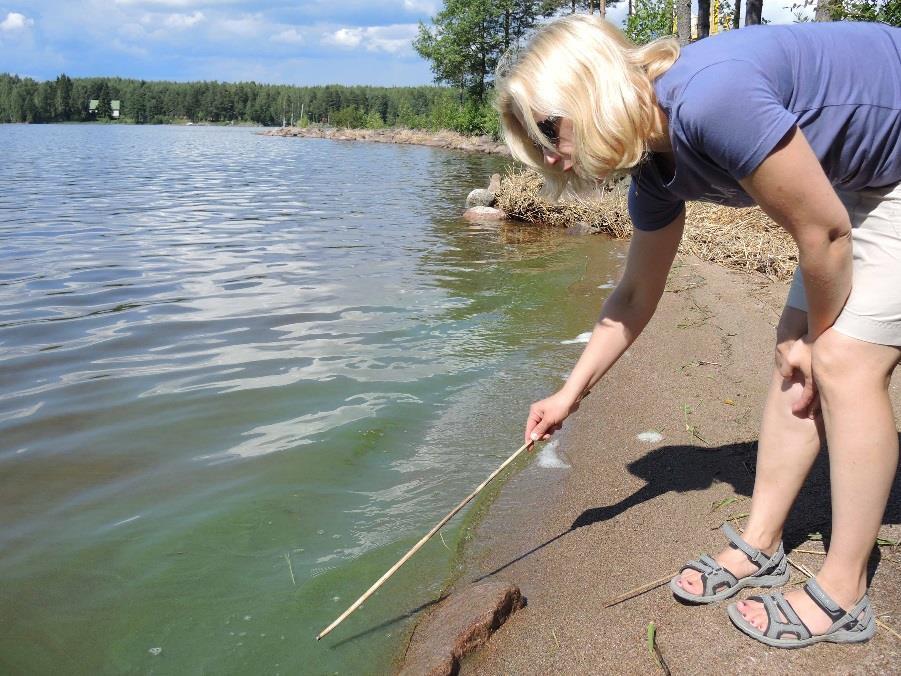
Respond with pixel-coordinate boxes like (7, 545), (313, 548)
(496, 168), (798, 281)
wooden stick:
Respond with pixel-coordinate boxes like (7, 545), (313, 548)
(604, 574), (676, 608)
(316, 440), (534, 641)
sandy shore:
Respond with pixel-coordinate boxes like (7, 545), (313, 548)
(261, 126), (510, 155)
(418, 253), (901, 673)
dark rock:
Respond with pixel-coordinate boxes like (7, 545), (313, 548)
(463, 206), (507, 222)
(399, 581), (525, 676)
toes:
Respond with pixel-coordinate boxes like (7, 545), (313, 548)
(678, 571), (700, 594)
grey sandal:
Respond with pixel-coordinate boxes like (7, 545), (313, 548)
(669, 523), (790, 603)
(727, 578), (876, 648)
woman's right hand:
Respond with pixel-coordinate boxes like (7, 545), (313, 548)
(524, 390), (581, 444)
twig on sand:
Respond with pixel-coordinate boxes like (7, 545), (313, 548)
(710, 512), (749, 530)
(604, 575), (676, 608)
(646, 622), (671, 676)
(682, 404), (708, 445)
(284, 553), (296, 586)
(710, 496), (742, 512)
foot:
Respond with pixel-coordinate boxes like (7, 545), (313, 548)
(676, 538), (778, 595)
(734, 577), (863, 639)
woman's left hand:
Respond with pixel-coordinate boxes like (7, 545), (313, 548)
(784, 334), (819, 419)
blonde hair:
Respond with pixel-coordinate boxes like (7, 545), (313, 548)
(495, 15), (679, 195)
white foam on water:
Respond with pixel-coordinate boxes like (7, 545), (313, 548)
(597, 282), (615, 289)
(200, 391), (423, 460)
(636, 431), (664, 443)
(560, 331), (592, 345)
(537, 440), (570, 469)
(110, 515), (141, 528)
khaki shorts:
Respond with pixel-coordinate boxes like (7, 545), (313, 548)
(787, 181), (901, 346)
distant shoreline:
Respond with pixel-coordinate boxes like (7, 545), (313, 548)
(261, 125), (510, 156)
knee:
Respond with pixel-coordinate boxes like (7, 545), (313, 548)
(812, 330), (892, 392)
(812, 331), (864, 395)
(811, 330), (848, 386)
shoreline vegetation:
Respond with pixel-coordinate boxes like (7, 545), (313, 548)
(266, 125), (798, 282)
(262, 124), (509, 155)
(495, 169), (797, 281)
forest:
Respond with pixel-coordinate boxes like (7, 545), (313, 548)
(1, 0), (896, 133)
(0, 75), (491, 132)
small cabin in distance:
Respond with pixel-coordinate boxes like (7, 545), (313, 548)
(88, 99), (121, 119)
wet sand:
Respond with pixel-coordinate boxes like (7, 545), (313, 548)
(434, 253), (901, 673)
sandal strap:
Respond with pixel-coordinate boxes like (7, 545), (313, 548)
(720, 523), (769, 568)
(772, 591), (809, 635)
(804, 580), (874, 634)
(803, 579), (847, 622)
(842, 595), (874, 634)
(681, 556), (739, 596)
(753, 593), (812, 641)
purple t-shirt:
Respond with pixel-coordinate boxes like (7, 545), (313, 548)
(629, 22), (901, 231)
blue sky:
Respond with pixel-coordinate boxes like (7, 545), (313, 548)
(0, 1), (806, 86)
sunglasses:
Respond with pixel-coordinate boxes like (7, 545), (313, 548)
(533, 116), (561, 150)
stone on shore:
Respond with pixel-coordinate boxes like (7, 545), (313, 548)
(463, 206), (507, 222)
(465, 188), (496, 208)
(399, 581), (525, 676)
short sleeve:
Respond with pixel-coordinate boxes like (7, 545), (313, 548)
(676, 60), (798, 180)
(628, 159), (685, 231)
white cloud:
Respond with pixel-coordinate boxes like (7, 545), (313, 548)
(327, 27), (362, 48)
(115, 0), (220, 7)
(216, 13), (265, 38)
(271, 28), (304, 45)
(403, 0), (439, 13)
(163, 11), (205, 29)
(110, 37), (149, 57)
(323, 24), (418, 54)
(1, 12), (33, 31)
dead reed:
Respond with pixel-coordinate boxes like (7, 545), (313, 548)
(495, 168), (798, 281)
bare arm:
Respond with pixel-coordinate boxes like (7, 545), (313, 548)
(738, 126), (852, 339)
(562, 211), (685, 399)
(525, 209), (685, 441)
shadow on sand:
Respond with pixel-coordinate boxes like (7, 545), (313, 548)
(475, 438), (901, 585)
(348, 438), (900, 643)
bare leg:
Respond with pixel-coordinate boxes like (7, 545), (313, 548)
(737, 328), (900, 636)
(679, 307), (824, 593)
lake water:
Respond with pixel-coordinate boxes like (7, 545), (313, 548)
(0, 124), (621, 674)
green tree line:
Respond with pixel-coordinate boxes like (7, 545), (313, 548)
(2, 0), (895, 134)
(0, 72), (501, 134)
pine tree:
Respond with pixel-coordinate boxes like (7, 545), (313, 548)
(97, 81), (112, 119)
